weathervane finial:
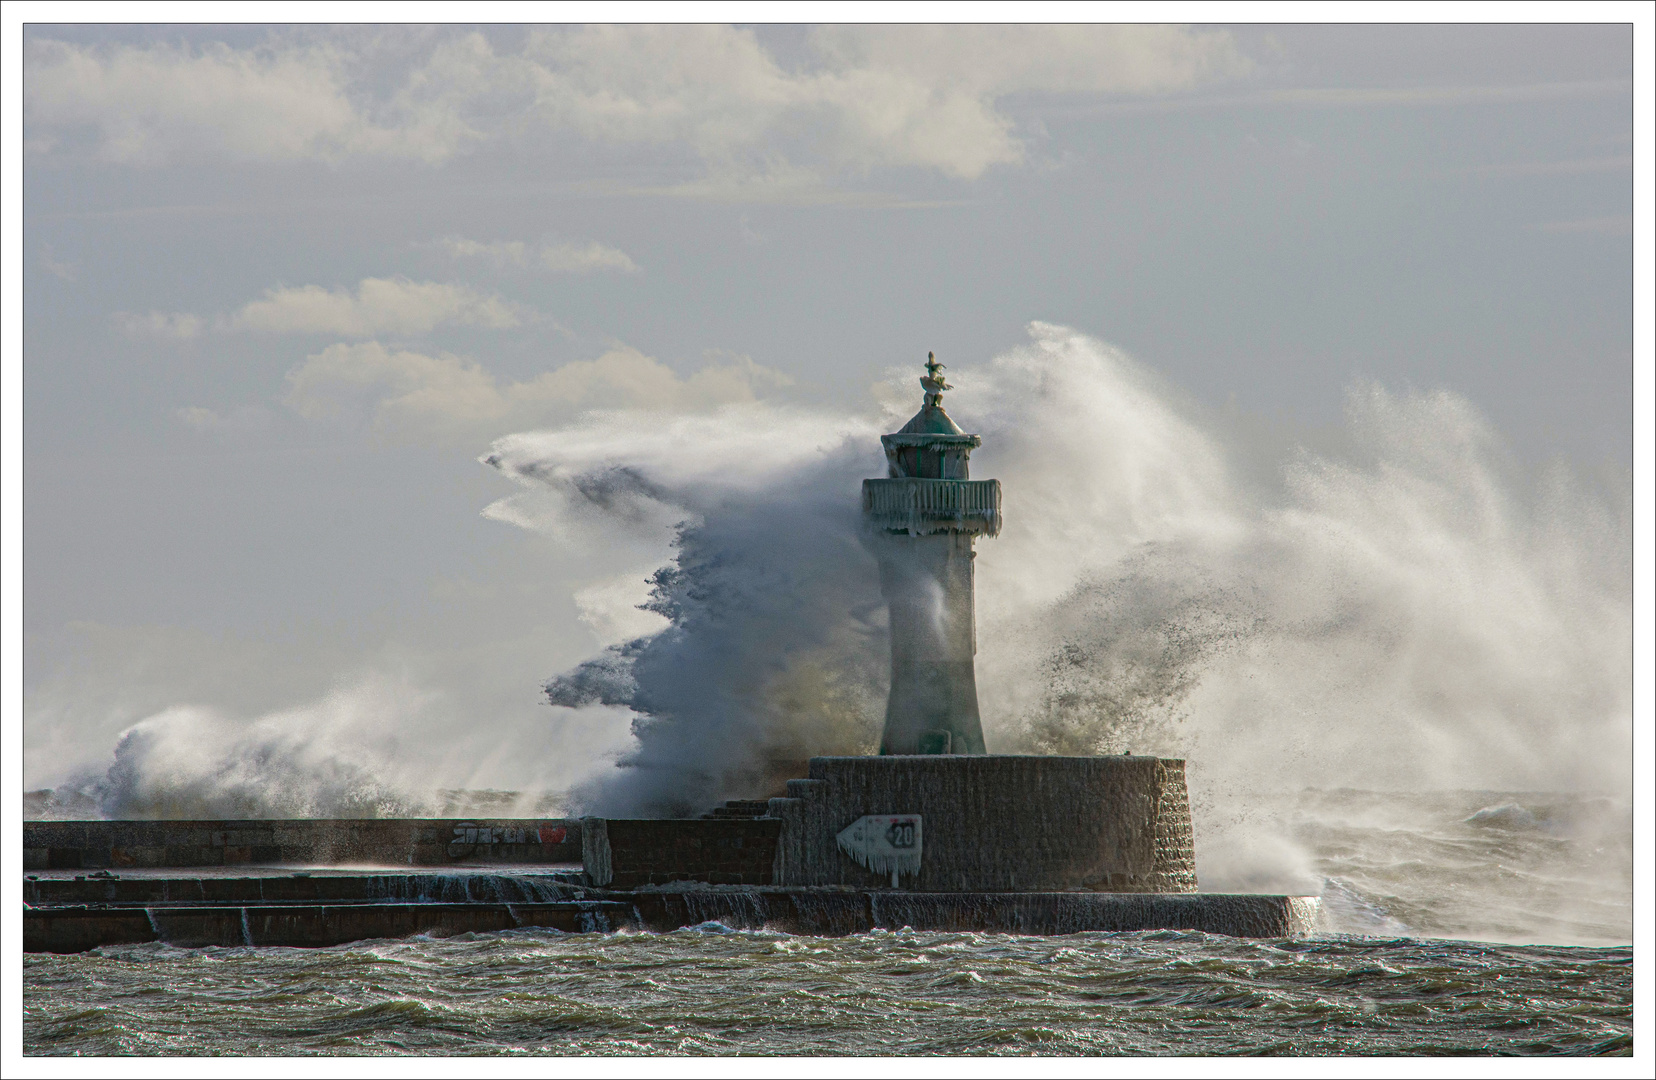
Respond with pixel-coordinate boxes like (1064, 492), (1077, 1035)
(920, 351), (951, 408)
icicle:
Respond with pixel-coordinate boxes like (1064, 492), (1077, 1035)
(835, 815), (923, 887)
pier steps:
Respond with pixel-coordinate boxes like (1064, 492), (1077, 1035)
(699, 800), (774, 819)
(24, 870), (1319, 952)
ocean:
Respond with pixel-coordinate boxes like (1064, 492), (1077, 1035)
(23, 788), (1633, 1057)
(21, 928), (1633, 1057)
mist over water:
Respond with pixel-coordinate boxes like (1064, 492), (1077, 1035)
(501, 408), (892, 816)
(30, 323), (1631, 945)
(499, 323), (1632, 943)
(508, 323), (1629, 804)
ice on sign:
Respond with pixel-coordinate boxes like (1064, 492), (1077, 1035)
(835, 814), (924, 887)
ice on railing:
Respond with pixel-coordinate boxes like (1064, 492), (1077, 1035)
(862, 478), (1002, 536)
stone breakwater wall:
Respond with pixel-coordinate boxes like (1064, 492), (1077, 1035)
(24, 758), (1198, 894)
(25, 871), (587, 908)
(770, 755), (1199, 893)
(25, 901), (630, 952)
(582, 818), (781, 888)
(23, 819), (583, 870)
(24, 875), (1319, 952)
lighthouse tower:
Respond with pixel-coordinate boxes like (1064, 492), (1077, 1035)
(862, 354), (1002, 755)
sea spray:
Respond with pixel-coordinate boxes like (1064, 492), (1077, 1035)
(58, 687), (437, 820)
(34, 675), (615, 821)
(509, 324), (1628, 812)
(500, 409), (894, 816)
(503, 323), (1629, 940)
(33, 323), (1630, 944)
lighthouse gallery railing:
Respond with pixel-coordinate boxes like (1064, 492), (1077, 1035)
(861, 478), (1002, 537)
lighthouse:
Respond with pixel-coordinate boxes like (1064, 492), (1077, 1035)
(862, 354), (1002, 755)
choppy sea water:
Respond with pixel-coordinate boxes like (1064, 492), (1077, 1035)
(23, 931), (1632, 1056)
(24, 790), (1633, 1056)
(1204, 789), (1632, 947)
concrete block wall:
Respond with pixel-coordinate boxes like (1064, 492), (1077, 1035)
(582, 818), (781, 888)
(23, 819), (582, 870)
(25, 890), (1321, 951)
(768, 755), (1200, 893)
(1149, 759), (1198, 891)
(24, 759), (1198, 894)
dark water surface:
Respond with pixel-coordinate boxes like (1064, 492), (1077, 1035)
(24, 789), (1633, 1056)
(24, 929), (1631, 1056)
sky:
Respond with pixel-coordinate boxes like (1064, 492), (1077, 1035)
(12, 18), (1642, 801)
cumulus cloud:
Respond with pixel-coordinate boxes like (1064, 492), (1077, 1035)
(284, 341), (791, 443)
(440, 237), (534, 265)
(24, 36), (472, 164)
(440, 235), (640, 273)
(26, 26), (1250, 181)
(809, 24), (1252, 97)
(114, 310), (205, 339)
(521, 24), (1250, 179)
(539, 241), (640, 273)
(175, 405), (272, 433)
(231, 276), (522, 336)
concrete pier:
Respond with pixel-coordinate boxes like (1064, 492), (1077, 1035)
(25, 900), (629, 952)
(770, 755), (1198, 893)
(581, 817), (781, 887)
(20, 357), (1318, 953)
(23, 866), (1318, 952)
(24, 818), (582, 870)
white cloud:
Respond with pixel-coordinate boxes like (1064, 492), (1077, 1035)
(807, 24), (1252, 98)
(539, 241), (638, 274)
(635, 166), (960, 207)
(440, 237), (531, 265)
(114, 310), (205, 339)
(26, 26), (1250, 181)
(118, 277), (524, 341)
(284, 341), (791, 443)
(24, 37), (472, 164)
(520, 24), (1248, 179)
(232, 277), (522, 336)
(440, 236), (639, 274)
(175, 405), (272, 433)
